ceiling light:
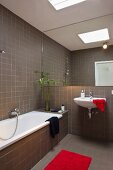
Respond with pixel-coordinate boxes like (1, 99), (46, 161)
(78, 28), (110, 44)
(48, 0), (86, 10)
(103, 42), (108, 50)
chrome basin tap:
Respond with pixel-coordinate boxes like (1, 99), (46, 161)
(89, 91), (93, 98)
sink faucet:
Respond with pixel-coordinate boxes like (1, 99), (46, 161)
(9, 108), (20, 118)
(89, 91), (93, 98)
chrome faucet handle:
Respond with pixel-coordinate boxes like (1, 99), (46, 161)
(89, 91), (93, 97)
(14, 108), (20, 114)
(9, 108), (20, 118)
(89, 91), (92, 95)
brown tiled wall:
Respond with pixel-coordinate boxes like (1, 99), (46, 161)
(50, 86), (113, 142)
(71, 46), (113, 86)
(67, 46), (113, 141)
(1, 2), (113, 144)
(0, 113), (68, 170)
(0, 5), (71, 120)
(43, 35), (71, 84)
(56, 46), (113, 141)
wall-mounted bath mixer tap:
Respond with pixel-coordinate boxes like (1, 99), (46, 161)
(0, 108), (19, 140)
(9, 108), (20, 118)
(0, 49), (5, 54)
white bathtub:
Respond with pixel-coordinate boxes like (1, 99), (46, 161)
(0, 111), (62, 151)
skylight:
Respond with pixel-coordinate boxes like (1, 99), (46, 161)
(48, 0), (86, 10)
(78, 28), (110, 44)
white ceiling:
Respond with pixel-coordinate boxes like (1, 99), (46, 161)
(0, 0), (113, 51)
(45, 15), (113, 50)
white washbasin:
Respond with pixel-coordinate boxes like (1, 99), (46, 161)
(74, 97), (106, 109)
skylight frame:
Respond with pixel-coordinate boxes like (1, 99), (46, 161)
(48, 0), (86, 10)
(78, 28), (110, 44)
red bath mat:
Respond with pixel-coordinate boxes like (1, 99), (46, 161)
(44, 150), (92, 170)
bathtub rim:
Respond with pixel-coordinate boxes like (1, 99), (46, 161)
(0, 111), (62, 151)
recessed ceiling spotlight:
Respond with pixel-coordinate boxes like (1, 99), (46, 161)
(48, 0), (86, 10)
(103, 42), (108, 50)
(78, 28), (110, 44)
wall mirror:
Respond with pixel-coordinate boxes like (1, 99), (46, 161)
(43, 14), (113, 86)
(95, 61), (113, 86)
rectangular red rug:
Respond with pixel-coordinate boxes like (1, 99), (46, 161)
(44, 150), (92, 170)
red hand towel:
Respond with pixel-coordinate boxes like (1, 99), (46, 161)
(93, 99), (106, 112)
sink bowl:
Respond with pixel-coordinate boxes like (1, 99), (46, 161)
(74, 97), (106, 109)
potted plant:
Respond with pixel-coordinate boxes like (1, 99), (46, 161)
(38, 72), (55, 111)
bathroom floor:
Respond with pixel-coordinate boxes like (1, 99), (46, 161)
(32, 134), (113, 170)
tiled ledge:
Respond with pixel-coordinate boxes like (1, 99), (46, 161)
(37, 109), (69, 115)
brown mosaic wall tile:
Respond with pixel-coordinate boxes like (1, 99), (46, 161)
(1, 2), (113, 146)
(50, 86), (113, 142)
(43, 35), (71, 85)
(71, 46), (113, 86)
(56, 46), (113, 141)
(0, 5), (71, 119)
